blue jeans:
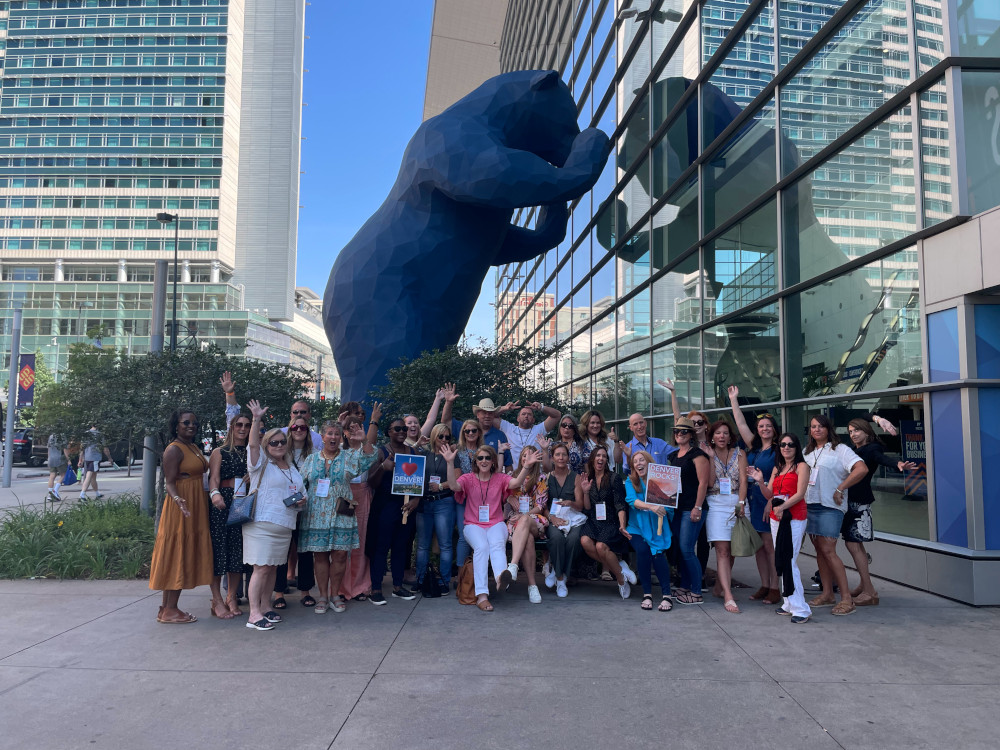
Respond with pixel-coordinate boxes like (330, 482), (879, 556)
(628, 535), (672, 596)
(416, 495), (455, 586)
(671, 508), (707, 594)
(454, 505), (470, 569)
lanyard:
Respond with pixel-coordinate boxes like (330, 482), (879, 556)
(476, 475), (492, 507)
(810, 444), (828, 471)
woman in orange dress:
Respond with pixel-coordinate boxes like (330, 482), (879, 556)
(149, 409), (214, 623)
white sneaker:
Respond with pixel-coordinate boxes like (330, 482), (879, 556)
(506, 562), (519, 583)
(543, 562), (556, 589)
(618, 581), (631, 600)
(528, 585), (541, 603)
(556, 580), (568, 598)
(620, 559), (637, 585)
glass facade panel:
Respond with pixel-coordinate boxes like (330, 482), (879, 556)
(650, 175), (699, 272)
(704, 302), (781, 406)
(918, 79), (952, 227)
(783, 105), (915, 288)
(960, 71), (1000, 215)
(784, 247), (922, 400)
(778, 0), (841, 68)
(706, 197), (777, 318)
(956, 0), (1000, 57)
(652, 251), (700, 343)
(780, 0), (911, 176)
(785, 395), (929, 539)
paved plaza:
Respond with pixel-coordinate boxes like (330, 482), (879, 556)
(2, 552), (998, 750)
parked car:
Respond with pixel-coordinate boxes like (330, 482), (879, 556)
(11, 428), (40, 467)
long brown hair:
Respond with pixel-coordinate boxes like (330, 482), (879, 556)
(848, 418), (879, 447)
(585, 445), (611, 486)
(806, 414), (839, 453)
(629, 450), (654, 494)
(287, 416), (314, 463)
(221, 412), (251, 451)
(516, 445), (541, 494)
(459, 419), (484, 451)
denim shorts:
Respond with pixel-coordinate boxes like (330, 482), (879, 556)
(805, 504), (844, 539)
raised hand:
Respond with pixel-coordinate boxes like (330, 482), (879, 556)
(874, 415), (898, 436)
(247, 399), (268, 420)
(370, 401), (383, 424)
(608, 428), (617, 442)
(349, 422), (365, 442)
(898, 460), (918, 471)
(580, 476), (593, 494)
(219, 371), (235, 394)
(416, 434), (430, 449)
(529, 401), (543, 411)
(535, 434), (552, 451)
(727, 384), (739, 401)
(656, 379), (675, 391)
(498, 442), (511, 454)
(500, 401), (519, 413)
(442, 383), (459, 403)
(522, 450), (540, 468)
(618, 440), (632, 457)
(439, 442), (457, 463)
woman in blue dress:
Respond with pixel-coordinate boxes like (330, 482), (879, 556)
(623, 450), (674, 612)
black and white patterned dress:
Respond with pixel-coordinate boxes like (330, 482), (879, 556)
(210, 445), (247, 575)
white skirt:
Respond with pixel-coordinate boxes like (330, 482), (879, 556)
(706, 494), (738, 542)
(242, 521), (292, 566)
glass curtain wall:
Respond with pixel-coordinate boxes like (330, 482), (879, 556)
(495, 0), (998, 542)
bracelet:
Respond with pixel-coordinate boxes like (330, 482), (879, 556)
(209, 489), (221, 497)
(173, 495), (185, 503)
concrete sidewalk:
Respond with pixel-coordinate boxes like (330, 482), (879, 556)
(2, 555), (998, 750)
(0, 469), (143, 512)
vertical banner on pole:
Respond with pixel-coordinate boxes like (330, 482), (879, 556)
(17, 354), (36, 407)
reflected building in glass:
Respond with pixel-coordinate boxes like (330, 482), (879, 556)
(0, 0), (338, 397)
(425, 0), (1000, 602)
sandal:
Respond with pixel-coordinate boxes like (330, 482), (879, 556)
(271, 597), (287, 610)
(809, 596), (836, 608)
(301, 595), (316, 607)
(854, 592), (879, 606)
(314, 599), (329, 614)
(670, 587), (689, 600)
(331, 596), (347, 613)
(262, 610), (282, 623)
(724, 599), (741, 614)
(157, 612), (197, 624)
(210, 599), (234, 620)
(641, 594), (653, 610)
(749, 586), (769, 601)
(600, 571), (614, 582)
(675, 591), (704, 605)
(831, 601), (856, 616)
(658, 596), (673, 612)
(226, 597), (243, 617)
(476, 598), (494, 612)
(762, 588), (781, 605)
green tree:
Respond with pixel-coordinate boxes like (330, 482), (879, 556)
(369, 342), (574, 427)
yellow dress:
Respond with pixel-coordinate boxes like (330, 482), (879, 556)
(148, 440), (214, 591)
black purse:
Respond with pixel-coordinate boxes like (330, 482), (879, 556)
(421, 565), (444, 598)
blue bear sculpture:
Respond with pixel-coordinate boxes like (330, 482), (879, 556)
(324, 69), (612, 401)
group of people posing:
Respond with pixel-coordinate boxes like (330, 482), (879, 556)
(147, 376), (913, 629)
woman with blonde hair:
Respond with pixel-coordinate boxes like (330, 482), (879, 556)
(504, 444), (549, 603)
(242, 400), (307, 630)
(274, 413), (316, 609)
(415, 423), (457, 592)
(623, 450), (673, 611)
(339, 415), (383, 601)
(451, 418), (484, 568)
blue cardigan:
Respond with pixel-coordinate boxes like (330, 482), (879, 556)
(624, 479), (673, 554)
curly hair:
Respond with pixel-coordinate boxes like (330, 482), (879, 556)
(168, 408), (198, 441)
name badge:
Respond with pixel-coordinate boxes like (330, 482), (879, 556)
(429, 475), (441, 488)
(719, 478), (732, 496)
(478, 505), (490, 524)
(316, 478), (330, 497)
(596, 502), (607, 521)
(808, 474), (817, 486)
(234, 477), (245, 497)
(519, 496), (530, 513)
(289, 483), (299, 496)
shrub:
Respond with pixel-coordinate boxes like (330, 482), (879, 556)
(0, 492), (155, 580)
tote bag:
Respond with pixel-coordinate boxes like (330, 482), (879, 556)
(731, 515), (763, 557)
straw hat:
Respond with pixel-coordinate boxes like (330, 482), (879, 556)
(473, 398), (497, 414)
(674, 416), (695, 431)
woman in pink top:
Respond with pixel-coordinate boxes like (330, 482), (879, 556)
(441, 443), (537, 611)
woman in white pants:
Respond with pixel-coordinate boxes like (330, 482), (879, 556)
(751, 432), (811, 624)
(441, 443), (535, 611)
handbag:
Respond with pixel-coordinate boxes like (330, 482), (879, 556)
(335, 496), (355, 517)
(226, 473), (258, 526)
(456, 557), (477, 605)
(62, 465), (79, 487)
(421, 565), (444, 598)
(731, 514), (763, 557)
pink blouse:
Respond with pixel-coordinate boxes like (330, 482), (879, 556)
(454, 472), (513, 528)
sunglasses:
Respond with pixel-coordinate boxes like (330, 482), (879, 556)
(560, 423), (574, 429)
(291, 409), (309, 415)
(438, 434), (452, 440)
(692, 419), (706, 426)
(756, 413), (776, 420)
(390, 426), (407, 433)
(233, 422), (251, 429)
(463, 428), (479, 434)
(289, 425), (308, 432)
(180, 419), (200, 427)
(673, 428), (693, 435)
(475, 456), (492, 462)
(268, 439), (287, 447)
(779, 441), (796, 448)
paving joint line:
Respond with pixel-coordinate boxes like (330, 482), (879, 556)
(326, 596), (423, 750)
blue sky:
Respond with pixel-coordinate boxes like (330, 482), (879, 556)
(295, 1), (495, 343)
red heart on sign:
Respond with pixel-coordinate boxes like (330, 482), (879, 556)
(402, 462), (418, 476)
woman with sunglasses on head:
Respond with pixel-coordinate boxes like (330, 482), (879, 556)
(339, 414), (382, 602)
(705, 419), (748, 614)
(844, 418), (917, 606)
(452, 419), (485, 570)
(272, 414), (317, 609)
(543, 442), (586, 597)
(803, 414), (867, 616)
(727, 385), (781, 605)
(242, 400), (307, 631)
(623, 450), (674, 612)
(504, 444), (549, 603)
(149, 408), (214, 624)
(415, 424), (457, 593)
(441, 442), (537, 610)
(541, 414), (587, 474)
(367, 418), (423, 605)
(580, 409), (618, 472)
(756, 433), (811, 623)
(668, 417), (710, 605)
(299, 420), (377, 614)
(206, 412), (252, 619)
(579, 446), (634, 600)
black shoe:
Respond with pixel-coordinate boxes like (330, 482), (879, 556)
(775, 607), (792, 616)
(369, 592), (387, 606)
(791, 615), (810, 624)
(392, 587), (417, 600)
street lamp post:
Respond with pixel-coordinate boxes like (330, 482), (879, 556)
(155, 212), (180, 351)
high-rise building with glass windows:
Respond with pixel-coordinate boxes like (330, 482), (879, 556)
(426, 0), (1000, 603)
(0, 0), (338, 396)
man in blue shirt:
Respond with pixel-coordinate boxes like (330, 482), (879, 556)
(616, 412), (676, 472)
(442, 393), (514, 472)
